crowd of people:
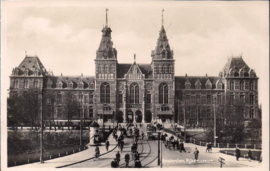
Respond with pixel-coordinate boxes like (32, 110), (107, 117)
(110, 124), (142, 168)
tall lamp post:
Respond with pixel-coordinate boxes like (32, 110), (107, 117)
(79, 93), (83, 146)
(214, 97), (217, 147)
(40, 90), (44, 163)
(184, 96), (186, 142)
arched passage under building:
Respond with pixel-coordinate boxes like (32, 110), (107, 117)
(145, 111), (152, 123)
(135, 110), (142, 123)
(127, 110), (134, 123)
(116, 111), (124, 123)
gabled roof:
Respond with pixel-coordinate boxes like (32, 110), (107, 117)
(223, 56), (250, 75)
(117, 63), (153, 79)
(45, 75), (95, 89)
(15, 56), (47, 76)
(175, 76), (223, 89)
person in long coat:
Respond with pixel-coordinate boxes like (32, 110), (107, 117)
(236, 147), (241, 161)
(248, 149), (252, 162)
(125, 153), (130, 167)
(193, 147), (199, 161)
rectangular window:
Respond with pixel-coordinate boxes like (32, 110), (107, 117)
(118, 94), (123, 104)
(250, 95), (254, 105)
(207, 95), (211, 104)
(207, 108), (211, 118)
(217, 95), (221, 104)
(89, 108), (93, 117)
(146, 94), (151, 104)
(240, 94), (245, 104)
(230, 95), (234, 105)
(57, 108), (62, 118)
(250, 109), (254, 118)
(191, 96), (195, 104)
(57, 94), (62, 104)
(89, 94), (93, 104)
(196, 95), (200, 104)
(185, 95), (190, 104)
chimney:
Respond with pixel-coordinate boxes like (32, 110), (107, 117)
(185, 73), (187, 77)
(206, 73), (207, 77)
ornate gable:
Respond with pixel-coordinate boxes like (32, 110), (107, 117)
(124, 63), (145, 79)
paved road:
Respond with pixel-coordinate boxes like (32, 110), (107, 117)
(14, 124), (262, 168)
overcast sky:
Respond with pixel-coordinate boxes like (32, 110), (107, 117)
(2, 1), (269, 103)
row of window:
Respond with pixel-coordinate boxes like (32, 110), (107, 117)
(229, 80), (257, 90)
(184, 82), (223, 90)
(56, 108), (94, 118)
(224, 69), (256, 78)
(56, 93), (94, 104)
(156, 74), (173, 79)
(13, 68), (40, 76)
(184, 107), (256, 119)
(54, 82), (95, 89)
(101, 82), (169, 105)
(98, 74), (114, 79)
(12, 79), (40, 89)
(155, 65), (174, 73)
(230, 93), (255, 105)
(97, 64), (115, 73)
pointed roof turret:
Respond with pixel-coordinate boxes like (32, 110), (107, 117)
(96, 8), (117, 60)
(151, 10), (173, 60)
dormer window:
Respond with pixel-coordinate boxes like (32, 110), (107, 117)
(185, 81), (191, 89)
(68, 82), (73, 89)
(15, 69), (19, 76)
(89, 81), (95, 89)
(195, 80), (201, 89)
(79, 81), (84, 89)
(205, 80), (212, 89)
(47, 81), (52, 88)
(57, 82), (63, 89)
(24, 69), (29, 76)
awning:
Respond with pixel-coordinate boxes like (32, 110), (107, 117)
(96, 110), (114, 115)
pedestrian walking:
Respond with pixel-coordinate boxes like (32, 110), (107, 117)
(111, 158), (118, 168)
(193, 147), (199, 161)
(94, 146), (100, 161)
(120, 140), (124, 153)
(179, 141), (186, 153)
(248, 149), (252, 162)
(134, 159), (142, 168)
(236, 147), (241, 161)
(134, 151), (140, 160)
(125, 153), (130, 167)
(209, 142), (212, 153)
(116, 151), (121, 165)
(206, 142), (209, 153)
(105, 139), (110, 151)
(141, 132), (145, 140)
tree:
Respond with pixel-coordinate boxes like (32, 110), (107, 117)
(63, 96), (80, 130)
(43, 92), (58, 130)
(7, 95), (26, 129)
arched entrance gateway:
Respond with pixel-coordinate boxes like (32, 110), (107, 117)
(135, 110), (142, 123)
(116, 111), (123, 123)
(127, 110), (134, 123)
(145, 111), (152, 123)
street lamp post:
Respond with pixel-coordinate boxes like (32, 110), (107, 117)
(184, 96), (186, 142)
(40, 90), (44, 163)
(79, 93), (83, 146)
(214, 97), (217, 147)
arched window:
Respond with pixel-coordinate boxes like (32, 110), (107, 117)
(110, 64), (115, 73)
(250, 80), (254, 90)
(34, 80), (39, 88)
(164, 65), (168, 73)
(250, 107), (255, 118)
(130, 83), (139, 104)
(105, 65), (109, 73)
(98, 65), (102, 73)
(159, 83), (168, 104)
(24, 79), (29, 89)
(100, 65), (104, 73)
(162, 65), (166, 73)
(230, 93), (234, 105)
(250, 94), (254, 105)
(230, 80), (234, 90)
(169, 65), (173, 73)
(159, 65), (162, 73)
(240, 92), (245, 104)
(240, 80), (244, 90)
(100, 82), (110, 104)
(15, 80), (19, 88)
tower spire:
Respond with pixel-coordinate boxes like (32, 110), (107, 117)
(106, 8), (109, 27)
(134, 53), (136, 63)
(162, 9), (164, 27)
